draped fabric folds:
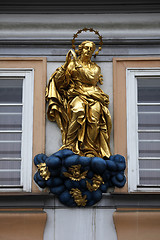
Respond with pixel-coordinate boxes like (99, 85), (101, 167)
(46, 58), (112, 158)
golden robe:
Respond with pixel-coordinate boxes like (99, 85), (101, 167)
(46, 58), (112, 158)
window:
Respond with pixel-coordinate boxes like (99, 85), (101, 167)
(0, 58), (46, 193)
(126, 69), (160, 191)
(0, 69), (34, 191)
(113, 58), (160, 192)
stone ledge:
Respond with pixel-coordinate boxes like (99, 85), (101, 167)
(0, 193), (160, 209)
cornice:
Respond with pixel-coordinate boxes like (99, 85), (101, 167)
(0, 193), (160, 208)
(1, 38), (160, 46)
(0, 2), (160, 14)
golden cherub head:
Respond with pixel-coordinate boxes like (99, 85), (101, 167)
(37, 162), (50, 181)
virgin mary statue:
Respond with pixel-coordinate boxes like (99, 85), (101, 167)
(46, 31), (112, 159)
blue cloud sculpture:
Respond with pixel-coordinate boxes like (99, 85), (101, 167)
(34, 149), (126, 207)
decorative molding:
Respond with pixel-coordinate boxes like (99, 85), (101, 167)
(0, 2), (160, 13)
(1, 38), (160, 46)
(0, 193), (160, 208)
(1, 38), (160, 62)
(1, 14), (160, 42)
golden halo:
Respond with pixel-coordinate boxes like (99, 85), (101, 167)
(72, 28), (103, 58)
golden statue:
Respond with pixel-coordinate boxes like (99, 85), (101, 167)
(46, 29), (112, 159)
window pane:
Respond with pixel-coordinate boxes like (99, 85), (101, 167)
(0, 79), (23, 103)
(138, 105), (160, 112)
(137, 77), (160, 186)
(139, 159), (160, 169)
(139, 141), (160, 157)
(0, 160), (21, 169)
(138, 78), (160, 103)
(0, 114), (22, 130)
(138, 112), (160, 130)
(139, 132), (160, 141)
(0, 106), (22, 113)
(0, 142), (21, 158)
(139, 170), (160, 185)
(0, 133), (21, 141)
(0, 79), (23, 187)
(0, 171), (20, 186)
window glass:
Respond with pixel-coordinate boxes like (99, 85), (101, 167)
(0, 78), (23, 186)
(138, 78), (160, 103)
(0, 114), (22, 130)
(137, 77), (160, 186)
(0, 133), (21, 141)
(0, 171), (21, 186)
(139, 170), (160, 185)
(0, 160), (21, 169)
(0, 79), (23, 103)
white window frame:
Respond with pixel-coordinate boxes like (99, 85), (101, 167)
(0, 68), (34, 192)
(126, 67), (160, 192)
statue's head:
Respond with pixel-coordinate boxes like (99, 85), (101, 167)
(78, 41), (96, 58)
(72, 28), (103, 58)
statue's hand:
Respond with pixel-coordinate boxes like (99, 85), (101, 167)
(66, 50), (72, 65)
(63, 50), (77, 69)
